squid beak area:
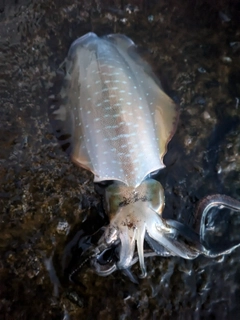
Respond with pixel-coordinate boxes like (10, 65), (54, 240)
(66, 245), (98, 285)
(91, 244), (140, 283)
(90, 244), (119, 276)
(66, 242), (119, 284)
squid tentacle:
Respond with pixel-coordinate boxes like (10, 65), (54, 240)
(68, 248), (97, 283)
(69, 194), (240, 281)
(195, 194), (240, 257)
(68, 241), (118, 281)
(165, 194), (240, 258)
(195, 194), (240, 235)
(145, 231), (173, 257)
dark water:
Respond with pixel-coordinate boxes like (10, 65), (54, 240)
(0, 0), (240, 319)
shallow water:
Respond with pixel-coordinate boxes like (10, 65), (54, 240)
(0, 0), (240, 319)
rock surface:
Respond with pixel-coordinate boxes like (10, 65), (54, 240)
(0, 0), (240, 319)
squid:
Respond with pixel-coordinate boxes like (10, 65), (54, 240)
(49, 32), (240, 280)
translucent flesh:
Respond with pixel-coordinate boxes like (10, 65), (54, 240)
(50, 32), (178, 187)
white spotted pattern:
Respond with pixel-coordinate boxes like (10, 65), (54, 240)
(56, 32), (178, 187)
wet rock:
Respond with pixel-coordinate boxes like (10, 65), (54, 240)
(198, 67), (207, 73)
(221, 56), (232, 64)
(228, 70), (240, 97)
(56, 220), (70, 235)
(230, 41), (240, 53)
(192, 95), (206, 105)
(0, 0), (240, 319)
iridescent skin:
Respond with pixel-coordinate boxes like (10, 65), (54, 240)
(49, 32), (240, 279)
(52, 32), (178, 187)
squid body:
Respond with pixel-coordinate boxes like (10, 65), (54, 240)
(49, 32), (240, 278)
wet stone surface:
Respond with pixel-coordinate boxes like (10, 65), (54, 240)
(0, 0), (240, 319)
